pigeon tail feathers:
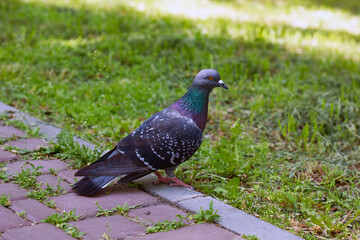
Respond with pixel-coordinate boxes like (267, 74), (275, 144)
(72, 176), (116, 196)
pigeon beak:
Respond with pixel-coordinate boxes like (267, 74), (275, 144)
(218, 80), (229, 90)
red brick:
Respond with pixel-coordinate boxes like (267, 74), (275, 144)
(0, 206), (29, 232)
(5, 159), (68, 176)
(37, 174), (73, 193)
(4, 138), (48, 151)
(129, 205), (192, 225)
(71, 215), (145, 240)
(0, 126), (26, 138)
(50, 185), (158, 218)
(2, 223), (76, 240)
(0, 149), (18, 163)
(132, 223), (242, 240)
(0, 183), (28, 200)
(9, 198), (57, 223)
(57, 169), (80, 184)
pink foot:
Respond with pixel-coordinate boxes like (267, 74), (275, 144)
(153, 171), (173, 184)
(153, 172), (193, 189)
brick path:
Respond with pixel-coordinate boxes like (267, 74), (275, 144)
(0, 122), (241, 240)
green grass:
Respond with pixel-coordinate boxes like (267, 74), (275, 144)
(1, 0), (360, 239)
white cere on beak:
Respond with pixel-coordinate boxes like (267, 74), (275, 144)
(218, 80), (224, 84)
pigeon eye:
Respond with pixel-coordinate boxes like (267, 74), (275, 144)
(208, 76), (213, 80)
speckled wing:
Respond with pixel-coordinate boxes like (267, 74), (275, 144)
(116, 107), (203, 171)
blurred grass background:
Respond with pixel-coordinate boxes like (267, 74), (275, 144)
(0, 0), (359, 239)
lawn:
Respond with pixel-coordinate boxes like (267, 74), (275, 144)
(1, 0), (360, 239)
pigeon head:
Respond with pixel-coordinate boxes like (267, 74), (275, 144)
(192, 69), (228, 91)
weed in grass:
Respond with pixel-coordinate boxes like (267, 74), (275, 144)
(192, 201), (220, 223)
(0, 194), (11, 207)
(41, 209), (84, 238)
(146, 214), (191, 233)
(13, 163), (42, 189)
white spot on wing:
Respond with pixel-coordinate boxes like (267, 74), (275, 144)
(170, 152), (176, 165)
(116, 147), (125, 155)
(135, 149), (156, 170)
(151, 146), (166, 160)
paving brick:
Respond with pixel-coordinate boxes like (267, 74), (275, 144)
(2, 223), (76, 240)
(71, 215), (145, 240)
(4, 138), (48, 151)
(0, 149), (18, 163)
(177, 197), (302, 240)
(57, 169), (80, 184)
(0, 183), (28, 200)
(5, 159), (68, 176)
(11, 112), (62, 141)
(0, 126), (26, 139)
(50, 185), (158, 218)
(9, 198), (57, 223)
(132, 223), (242, 240)
(0, 102), (17, 114)
(0, 205), (29, 232)
(136, 174), (204, 202)
(37, 174), (73, 193)
(128, 205), (192, 225)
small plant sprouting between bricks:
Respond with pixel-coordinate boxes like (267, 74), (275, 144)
(49, 168), (60, 176)
(146, 201), (221, 233)
(102, 222), (116, 240)
(192, 201), (220, 223)
(96, 202), (133, 217)
(146, 214), (192, 233)
(26, 178), (66, 202)
(45, 200), (56, 209)
(0, 115), (41, 138)
(13, 163), (43, 189)
(44, 130), (103, 169)
(17, 210), (27, 218)
(0, 194), (12, 207)
(0, 169), (10, 182)
(41, 209), (84, 238)
(242, 234), (260, 240)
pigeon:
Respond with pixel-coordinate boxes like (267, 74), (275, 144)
(73, 69), (228, 195)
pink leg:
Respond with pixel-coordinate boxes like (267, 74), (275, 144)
(154, 171), (173, 184)
(153, 171), (193, 189)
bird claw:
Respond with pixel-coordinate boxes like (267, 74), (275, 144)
(153, 178), (173, 184)
(169, 179), (193, 189)
(153, 172), (193, 189)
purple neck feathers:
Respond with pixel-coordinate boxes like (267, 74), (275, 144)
(171, 86), (210, 132)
